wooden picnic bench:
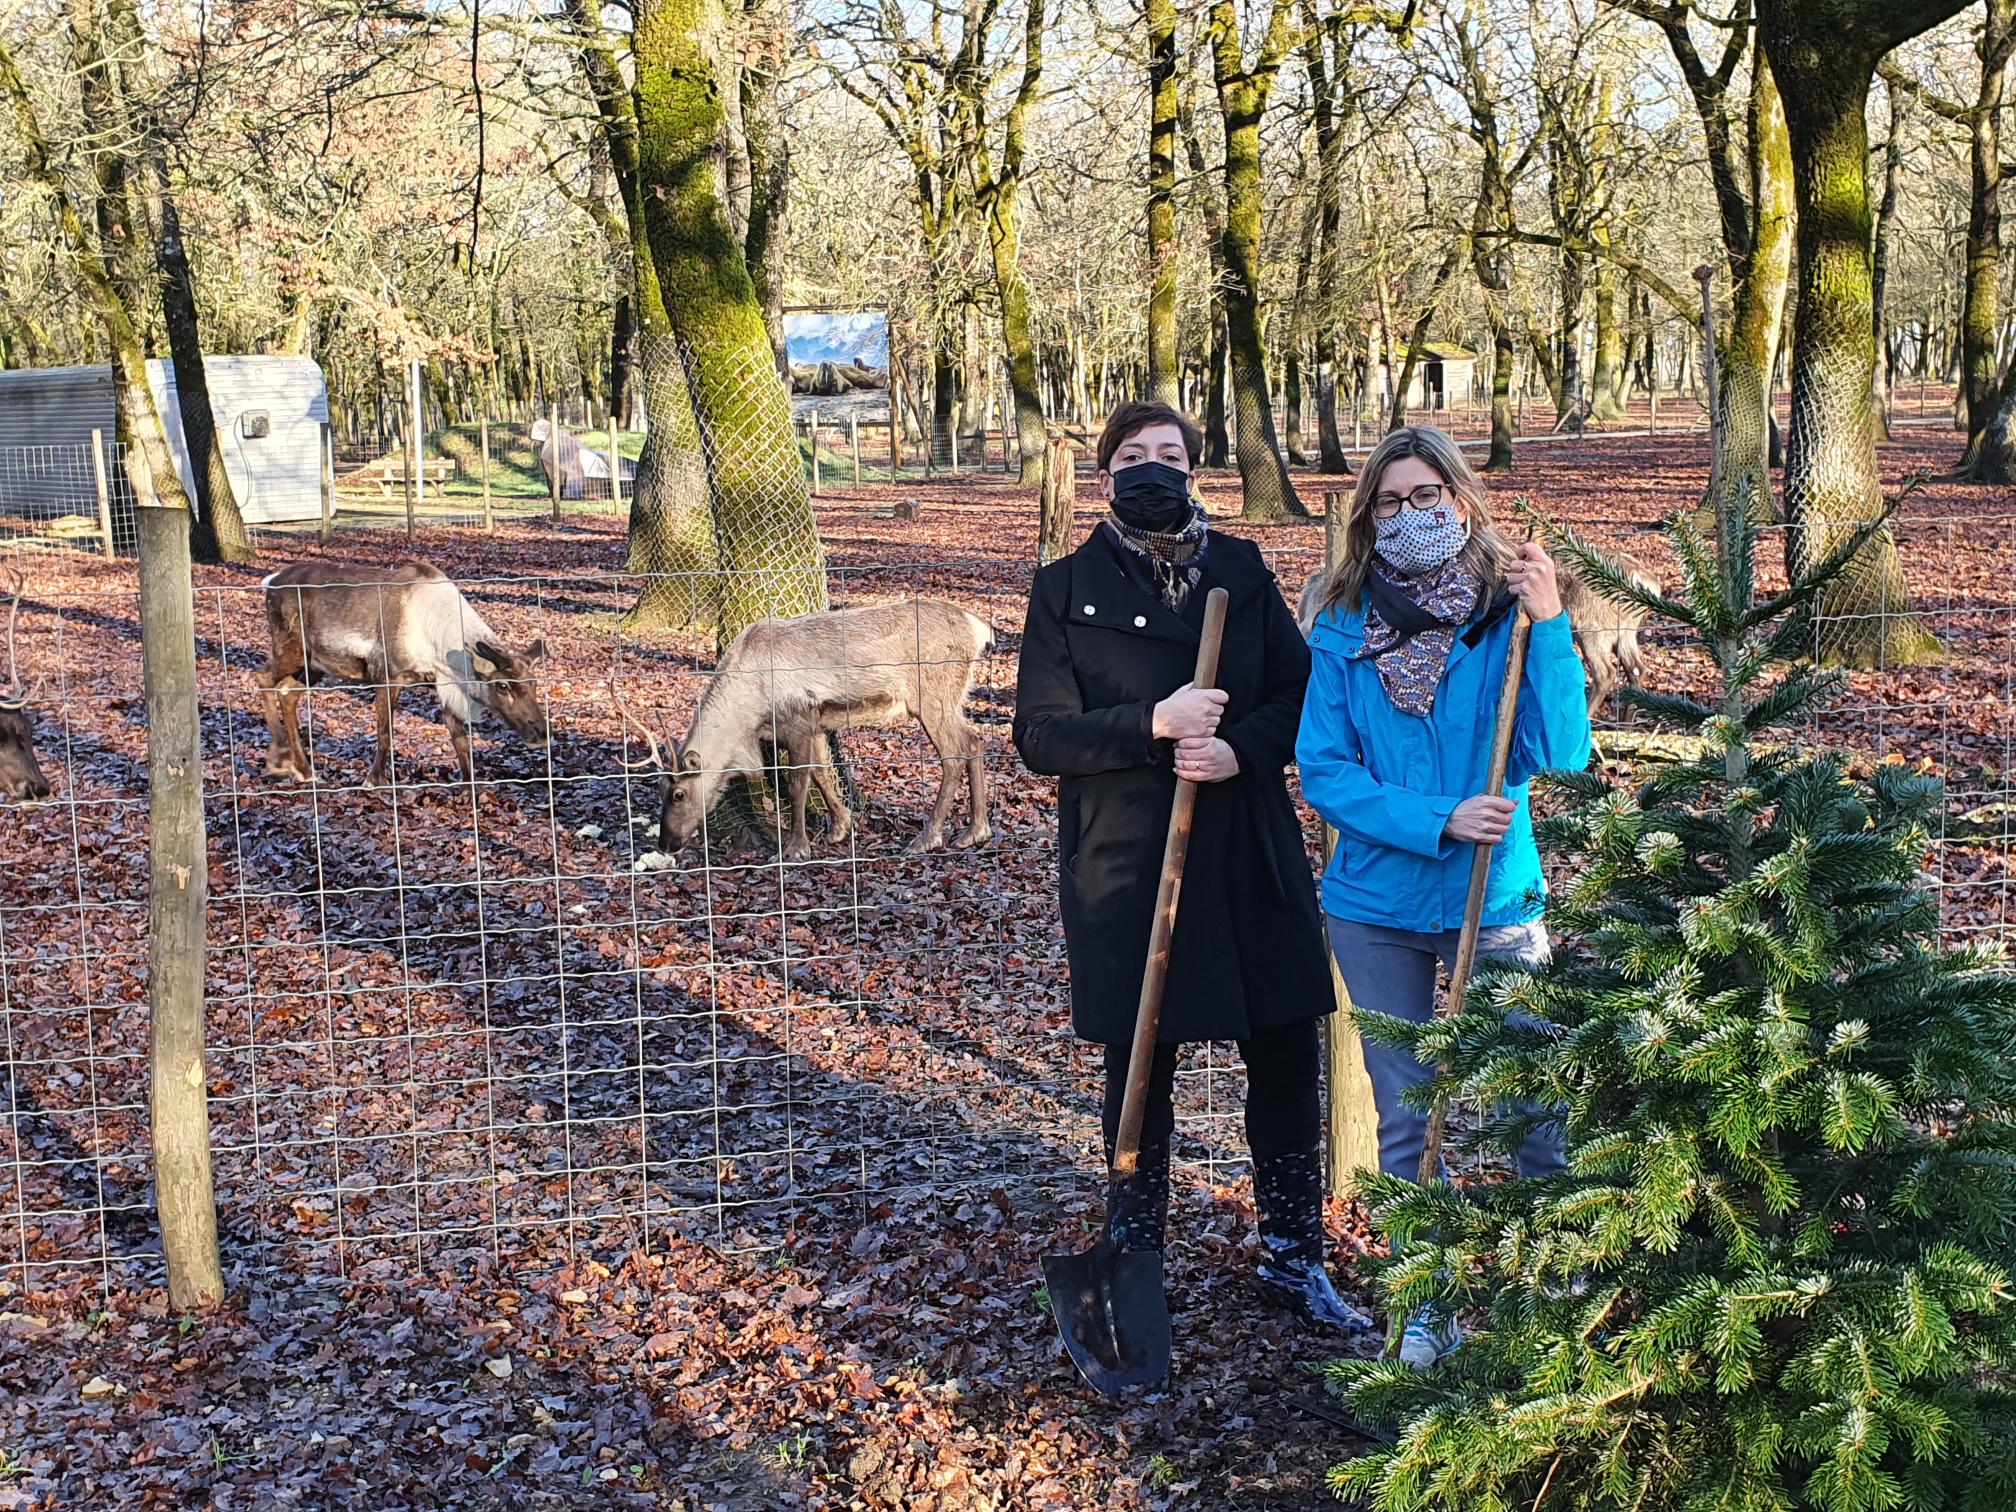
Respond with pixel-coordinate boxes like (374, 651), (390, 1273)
(361, 456), (457, 497)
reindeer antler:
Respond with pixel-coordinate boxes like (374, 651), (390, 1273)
(606, 663), (665, 771)
(0, 568), (34, 712)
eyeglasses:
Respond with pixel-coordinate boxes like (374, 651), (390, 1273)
(1371, 483), (1448, 520)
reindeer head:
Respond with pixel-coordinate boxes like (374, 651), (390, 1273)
(0, 570), (49, 801)
(611, 676), (733, 856)
(471, 637), (551, 744)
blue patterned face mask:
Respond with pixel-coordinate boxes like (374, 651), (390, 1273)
(1374, 501), (1468, 576)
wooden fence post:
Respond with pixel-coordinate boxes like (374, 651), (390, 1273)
(888, 406), (900, 479)
(808, 410), (820, 496)
(135, 504), (225, 1309)
(89, 428), (115, 559)
(548, 402), (562, 521)
(608, 409), (622, 511)
(851, 415), (862, 485)
(479, 398), (494, 535)
(1320, 491), (1382, 1195)
(318, 423), (334, 545)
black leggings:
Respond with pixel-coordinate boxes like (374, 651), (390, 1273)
(1100, 1018), (1322, 1161)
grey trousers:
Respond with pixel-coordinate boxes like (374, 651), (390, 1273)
(1325, 915), (1566, 1182)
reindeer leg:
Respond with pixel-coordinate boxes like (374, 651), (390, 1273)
(369, 677), (397, 786)
(907, 711), (966, 855)
(444, 709), (474, 784)
(806, 736), (853, 847)
(280, 685), (315, 782)
(781, 732), (814, 863)
(953, 735), (990, 850)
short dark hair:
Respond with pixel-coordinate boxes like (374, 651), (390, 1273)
(1095, 400), (1204, 474)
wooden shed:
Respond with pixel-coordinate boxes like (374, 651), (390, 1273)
(1375, 342), (1479, 413)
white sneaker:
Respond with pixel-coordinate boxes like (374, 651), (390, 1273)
(1398, 1307), (1463, 1371)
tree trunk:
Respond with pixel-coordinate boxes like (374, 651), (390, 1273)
(1590, 263), (1629, 419)
(1871, 80), (1905, 442)
(1144, 0), (1180, 408)
(974, 0), (1048, 485)
(633, 0), (825, 639)
(1709, 57), (1795, 529)
(1210, 0), (1302, 519)
(1483, 312), (1515, 471)
(1184, 106), (1232, 466)
(1958, 0), (2016, 472)
(739, 0), (790, 377)
(610, 293), (637, 424)
(1758, 0), (1954, 668)
(153, 170), (253, 563)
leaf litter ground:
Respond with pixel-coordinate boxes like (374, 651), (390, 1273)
(0, 422), (2009, 1508)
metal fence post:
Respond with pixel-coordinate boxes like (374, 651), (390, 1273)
(1319, 491), (1381, 1194)
(135, 504), (225, 1308)
(89, 428), (115, 559)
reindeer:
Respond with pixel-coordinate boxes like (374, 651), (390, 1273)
(1294, 553), (1660, 719)
(0, 570), (50, 801)
(1556, 553), (1660, 718)
(259, 560), (550, 784)
(616, 599), (995, 861)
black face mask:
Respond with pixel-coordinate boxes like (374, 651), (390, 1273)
(1108, 460), (1195, 533)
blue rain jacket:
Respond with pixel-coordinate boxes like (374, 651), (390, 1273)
(1295, 596), (1592, 933)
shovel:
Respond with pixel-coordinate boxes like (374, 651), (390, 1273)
(1044, 585), (1229, 1397)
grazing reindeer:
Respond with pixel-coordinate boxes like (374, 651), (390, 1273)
(1294, 553), (1660, 718)
(0, 570), (50, 800)
(616, 599), (995, 861)
(1556, 553), (1660, 718)
(259, 560), (550, 784)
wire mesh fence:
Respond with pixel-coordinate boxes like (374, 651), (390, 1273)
(0, 494), (2008, 1299)
(0, 440), (131, 558)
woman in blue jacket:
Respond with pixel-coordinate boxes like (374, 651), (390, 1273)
(1295, 424), (1591, 1368)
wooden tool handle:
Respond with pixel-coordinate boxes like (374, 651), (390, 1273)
(1415, 603), (1532, 1185)
(1112, 586), (1230, 1175)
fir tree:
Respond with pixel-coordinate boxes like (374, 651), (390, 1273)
(1325, 499), (2016, 1511)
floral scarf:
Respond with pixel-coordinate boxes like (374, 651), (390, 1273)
(1104, 506), (1210, 610)
(1351, 558), (1481, 718)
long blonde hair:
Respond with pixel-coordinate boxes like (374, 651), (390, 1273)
(1316, 424), (1512, 618)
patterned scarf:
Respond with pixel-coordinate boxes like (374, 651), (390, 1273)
(1104, 506), (1210, 609)
(1351, 558), (1481, 718)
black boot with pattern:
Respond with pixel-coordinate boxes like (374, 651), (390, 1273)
(1251, 1146), (1375, 1332)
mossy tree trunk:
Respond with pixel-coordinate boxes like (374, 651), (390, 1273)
(1144, 0), (1180, 409)
(1758, 0), (1963, 668)
(969, 0), (1048, 486)
(1182, 102), (1233, 466)
(738, 0), (791, 377)
(1300, 0), (1351, 473)
(633, 0), (825, 640)
(568, 0), (720, 630)
(1208, 0), (1302, 519)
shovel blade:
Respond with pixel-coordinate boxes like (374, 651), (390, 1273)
(1041, 1245), (1170, 1396)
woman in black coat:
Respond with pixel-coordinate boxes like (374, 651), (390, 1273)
(1013, 399), (1369, 1332)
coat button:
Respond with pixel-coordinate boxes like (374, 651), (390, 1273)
(1083, 604), (1097, 616)
(1134, 615), (1147, 628)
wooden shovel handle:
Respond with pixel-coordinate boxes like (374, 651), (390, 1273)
(1415, 604), (1532, 1185)
(1112, 586), (1230, 1176)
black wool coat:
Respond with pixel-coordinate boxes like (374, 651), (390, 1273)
(1012, 525), (1334, 1046)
